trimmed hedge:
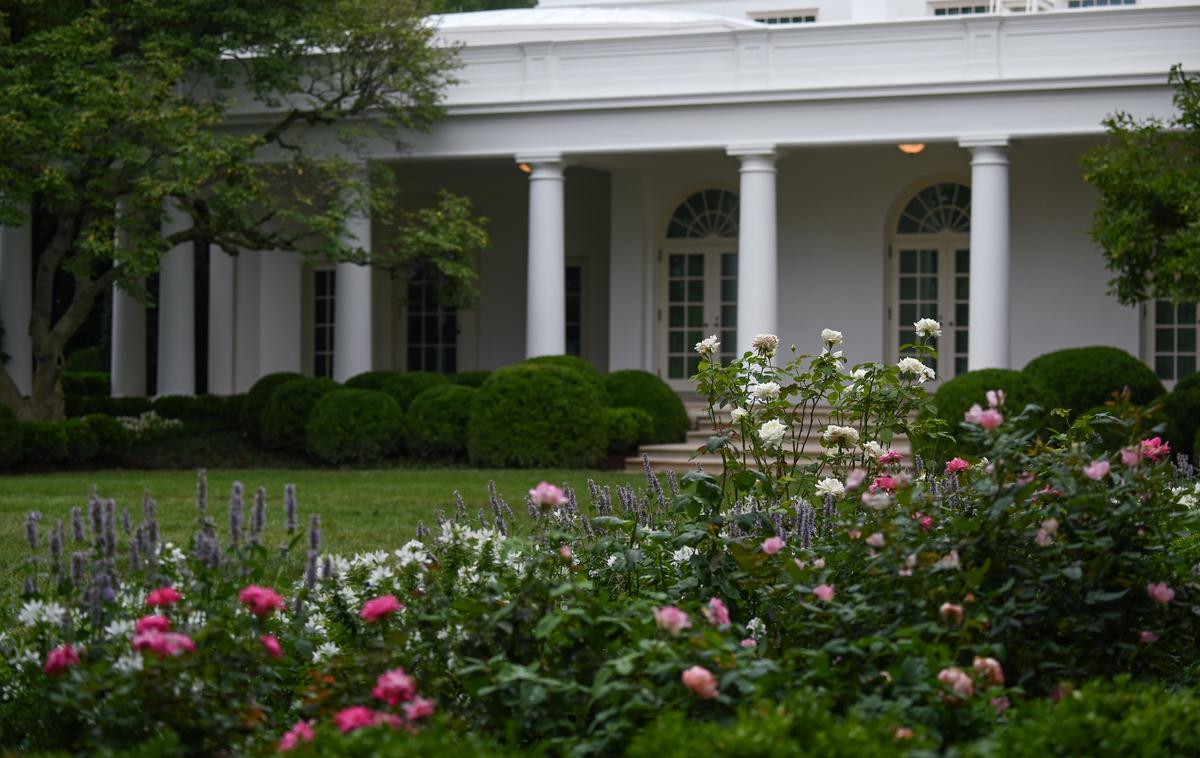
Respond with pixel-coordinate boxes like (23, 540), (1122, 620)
(343, 371), (398, 391)
(451, 370), (491, 388)
(604, 370), (691, 443)
(67, 395), (154, 419)
(64, 346), (105, 372)
(407, 384), (477, 460)
(523, 354), (607, 403)
(19, 422), (68, 464)
(468, 364), (607, 468)
(240, 372), (304, 439)
(1177, 372), (1200, 394)
(1023, 346), (1164, 415)
(154, 394), (244, 433)
(261, 378), (339, 453)
(83, 414), (133, 455)
(62, 418), (99, 463)
(925, 368), (1054, 455)
(61, 371), (110, 397)
(605, 406), (655, 456)
(306, 389), (403, 465)
(1162, 387), (1200, 459)
(0, 404), (22, 468)
(380, 371), (450, 412)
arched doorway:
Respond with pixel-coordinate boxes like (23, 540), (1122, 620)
(888, 181), (971, 380)
(658, 189), (739, 389)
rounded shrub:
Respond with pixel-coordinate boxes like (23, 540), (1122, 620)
(306, 389), (403, 465)
(925, 368), (1054, 453)
(451, 370), (491, 388)
(64, 346), (105, 372)
(61, 418), (99, 464)
(261, 378), (339, 453)
(605, 406), (656, 456)
(604, 370), (691, 443)
(83, 414), (133, 454)
(379, 371), (451, 412)
(240, 372), (304, 439)
(1176, 372), (1200, 395)
(67, 395), (154, 419)
(19, 422), (69, 464)
(1161, 387), (1200, 459)
(344, 371), (399, 391)
(1023, 346), (1164, 415)
(61, 371), (110, 397)
(523, 355), (607, 403)
(0, 404), (22, 468)
(468, 364), (607, 468)
(154, 394), (244, 433)
(406, 384), (477, 461)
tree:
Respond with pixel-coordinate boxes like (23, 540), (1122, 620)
(1082, 65), (1200, 307)
(0, 0), (488, 420)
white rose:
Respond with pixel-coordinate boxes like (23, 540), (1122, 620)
(729, 407), (749, 422)
(821, 424), (860, 448)
(914, 318), (942, 338)
(758, 419), (788, 447)
(862, 440), (883, 458)
(815, 478), (845, 498)
(861, 491), (892, 510)
(694, 335), (720, 357)
(749, 382), (781, 402)
(851, 368), (869, 380)
(896, 357), (936, 384)
(821, 328), (843, 347)
(751, 333), (780, 355)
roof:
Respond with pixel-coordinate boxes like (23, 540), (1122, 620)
(434, 7), (761, 44)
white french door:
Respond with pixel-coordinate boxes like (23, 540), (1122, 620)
(658, 244), (738, 390)
(888, 239), (970, 381)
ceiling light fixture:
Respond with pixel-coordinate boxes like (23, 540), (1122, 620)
(898, 143), (926, 156)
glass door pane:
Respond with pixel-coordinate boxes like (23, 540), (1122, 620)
(666, 253), (707, 380)
(896, 248), (939, 373)
(950, 248), (970, 378)
(718, 252), (738, 364)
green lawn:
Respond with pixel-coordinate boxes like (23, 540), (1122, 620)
(0, 468), (643, 592)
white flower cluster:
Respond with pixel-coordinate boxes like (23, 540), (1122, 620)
(749, 382), (781, 402)
(896, 357), (936, 384)
(116, 411), (183, 439)
(815, 478), (845, 498)
(752, 333), (779, 356)
(821, 424), (860, 448)
(17, 599), (66, 628)
(694, 335), (720, 357)
(914, 318), (942, 338)
(758, 419), (788, 448)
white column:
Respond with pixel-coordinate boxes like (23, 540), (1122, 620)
(517, 153), (566, 358)
(728, 146), (779, 352)
(111, 283), (146, 397)
(0, 216), (33, 395)
(157, 202), (195, 396)
(961, 137), (1011, 370)
(334, 175), (373, 382)
(258, 249), (302, 375)
(207, 243), (236, 395)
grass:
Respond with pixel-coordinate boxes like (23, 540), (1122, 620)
(0, 467), (644, 593)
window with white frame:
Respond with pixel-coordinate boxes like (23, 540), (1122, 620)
(312, 267), (336, 379)
(1068, 0), (1135, 8)
(565, 263), (584, 358)
(406, 269), (457, 374)
(750, 10), (818, 24)
(929, 2), (992, 16)
(1149, 299), (1198, 384)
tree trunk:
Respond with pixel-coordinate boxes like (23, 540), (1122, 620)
(30, 337), (66, 421)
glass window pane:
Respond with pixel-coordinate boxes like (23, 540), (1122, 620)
(687, 356), (701, 376)
(1157, 328), (1175, 352)
(956, 249), (969, 273)
(1156, 300), (1174, 325)
(669, 332), (683, 352)
(955, 356), (968, 376)
(408, 346), (420, 369)
(899, 304), (917, 323)
(721, 279), (736, 301)
(898, 329), (915, 345)
(721, 329), (736, 348)
(688, 280), (704, 301)
(444, 348), (457, 374)
(669, 306), (683, 328)
(921, 249), (938, 273)
(669, 356), (683, 379)
(722, 254), (737, 276)
(688, 255), (704, 277)
(920, 303), (938, 319)
(1180, 303), (1197, 324)
(900, 250), (917, 274)
(669, 255), (685, 277)
(956, 276), (969, 300)
(721, 305), (736, 327)
(956, 303), (969, 327)
(956, 330), (968, 353)
(920, 277), (937, 300)
(687, 330), (704, 347)
(688, 305), (704, 326)
(1179, 328), (1196, 353)
(1156, 356), (1174, 380)
(1179, 355), (1196, 379)
(669, 281), (685, 302)
(899, 278), (916, 300)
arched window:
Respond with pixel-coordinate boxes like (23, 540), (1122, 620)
(666, 189), (739, 239)
(890, 182), (971, 380)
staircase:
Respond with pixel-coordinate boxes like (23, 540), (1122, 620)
(625, 398), (912, 474)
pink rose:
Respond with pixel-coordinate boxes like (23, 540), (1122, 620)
(680, 665), (719, 699)
(654, 605), (692, 635)
(1147, 581), (1175, 604)
(893, 727), (914, 742)
(132, 630), (195, 659)
(43, 644), (80, 676)
(945, 457), (970, 474)
(145, 586), (182, 607)
(239, 585), (286, 617)
(939, 603), (964, 624)
(866, 532), (885, 548)
(403, 696), (436, 722)
(559, 545), (572, 560)
(879, 450), (903, 466)
(972, 656), (1005, 686)
(964, 404), (1003, 429)
(333, 706), (377, 733)
(986, 389), (1006, 408)
(848, 530), (862, 540)
(813, 584), (835, 602)
(991, 696), (1011, 715)
(1141, 436), (1171, 463)
(870, 475), (897, 493)
(372, 667), (417, 706)
(1139, 630), (1160, 644)
(1082, 459), (1110, 481)
(740, 638), (757, 648)
(1016, 471), (1035, 486)
(260, 635), (283, 659)
(812, 558), (826, 569)
(937, 666), (974, 698)
(135, 615), (171, 634)
(528, 481), (566, 510)
(703, 597), (731, 627)
(359, 594), (405, 623)
(845, 468), (868, 490)
(1121, 446), (1141, 467)
(761, 536), (785, 555)
(278, 719), (315, 752)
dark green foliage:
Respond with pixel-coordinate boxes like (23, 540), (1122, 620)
(153, 394), (245, 432)
(468, 364), (606, 468)
(344, 371), (399, 391)
(63, 346), (105, 372)
(66, 395), (154, 418)
(240, 373), (304, 439)
(451, 370), (491, 388)
(407, 384), (477, 460)
(60, 371), (109, 397)
(82, 414), (133, 455)
(967, 678), (1200, 757)
(523, 354), (607, 403)
(306, 389), (403, 465)
(924, 368), (1053, 456)
(380, 371), (451, 412)
(61, 418), (99, 463)
(604, 370), (691, 443)
(605, 406), (656, 456)
(1176, 372), (1200, 394)
(0, 404), (21, 468)
(261, 378), (339, 453)
(19, 422), (68, 464)
(1023, 346), (1164, 415)
(119, 430), (303, 469)
(1160, 387), (1200, 459)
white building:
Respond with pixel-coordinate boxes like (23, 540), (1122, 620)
(2, 0), (1200, 398)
